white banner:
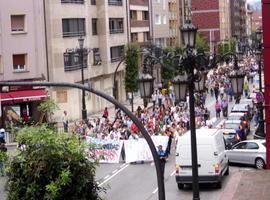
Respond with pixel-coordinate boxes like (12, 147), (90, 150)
(86, 137), (123, 163)
(124, 136), (169, 163)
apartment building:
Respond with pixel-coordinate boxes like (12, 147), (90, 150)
(43, 0), (128, 120)
(230, 0), (247, 41)
(0, 0), (48, 127)
(168, 0), (180, 46)
(127, 0), (151, 45)
(252, 11), (262, 31)
(186, 0), (231, 51)
(151, 0), (169, 48)
(246, 4), (253, 39)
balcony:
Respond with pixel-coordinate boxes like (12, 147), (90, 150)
(130, 20), (149, 27)
(130, 0), (148, 6)
(61, 0), (84, 4)
(110, 28), (124, 34)
(108, 0), (123, 6)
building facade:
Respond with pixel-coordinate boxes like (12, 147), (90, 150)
(127, 0), (151, 45)
(0, 0), (48, 127)
(252, 11), (262, 31)
(44, 0), (128, 121)
(168, 0), (180, 46)
(230, 0), (247, 41)
(151, 0), (169, 48)
(190, 0), (231, 51)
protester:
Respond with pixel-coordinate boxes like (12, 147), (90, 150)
(157, 145), (168, 179)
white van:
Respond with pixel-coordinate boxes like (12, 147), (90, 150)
(175, 128), (229, 189)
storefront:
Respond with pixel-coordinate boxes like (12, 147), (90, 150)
(0, 85), (49, 128)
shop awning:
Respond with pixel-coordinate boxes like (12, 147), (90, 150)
(0, 89), (48, 104)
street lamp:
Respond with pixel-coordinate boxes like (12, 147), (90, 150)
(78, 36), (87, 121)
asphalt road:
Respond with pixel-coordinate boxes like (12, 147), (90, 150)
(95, 94), (256, 200)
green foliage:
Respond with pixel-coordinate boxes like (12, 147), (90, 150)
(217, 40), (236, 56)
(196, 34), (210, 53)
(38, 98), (59, 122)
(6, 126), (103, 200)
(124, 43), (140, 93)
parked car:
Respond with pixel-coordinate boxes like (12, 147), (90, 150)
(226, 140), (266, 169)
(175, 129), (229, 189)
(239, 99), (254, 115)
(231, 103), (252, 120)
(220, 129), (241, 149)
(227, 113), (250, 133)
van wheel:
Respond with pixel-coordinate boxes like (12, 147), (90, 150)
(216, 181), (222, 189)
(177, 183), (184, 190)
(225, 166), (229, 176)
(255, 158), (265, 169)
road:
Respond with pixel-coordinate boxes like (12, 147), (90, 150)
(95, 94), (256, 200)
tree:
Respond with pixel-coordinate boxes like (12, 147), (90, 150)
(6, 126), (103, 200)
(217, 39), (236, 56)
(38, 98), (59, 123)
(124, 43), (140, 111)
(196, 34), (210, 53)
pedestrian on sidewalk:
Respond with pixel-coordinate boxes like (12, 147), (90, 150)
(0, 128), (5, 144)
(62, 111), (69, 132)
(102, 107), (109, 119)
(243, 82), (249, 97)
(214, 82), (220, 101)
(215, 100), (221, 119)
(221, 98), (228, 118)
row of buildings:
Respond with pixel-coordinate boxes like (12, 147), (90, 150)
(0, 0), (261, 126)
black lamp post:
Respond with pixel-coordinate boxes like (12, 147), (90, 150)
(255, 28), (265, 138)
(78, 37), (87, 121)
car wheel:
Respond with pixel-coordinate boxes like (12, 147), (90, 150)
(177, 183), (184, 190)
(224, 166), (229, 176)
(216, 181), (222, 189)
(255, 158), (265, 169)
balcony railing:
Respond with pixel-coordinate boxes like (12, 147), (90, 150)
(61, 0), (84, 4)
(108, 0), (123, 6)
(110, 28), (124, 34)
(130, 20), (149, 27)
(129, 0), (148, 6)
(62, 31), (86, 37)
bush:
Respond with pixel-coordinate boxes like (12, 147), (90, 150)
(6, 126), (104, 200)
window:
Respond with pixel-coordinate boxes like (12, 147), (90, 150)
(142, 11), (149, 20)
(155, 14), (161, 25)
(163, 15), (167, 24)
(110, 45), (124, 62)
(13, 54), (26, 72)
(234, 142), (247, 149)
(11, 15), (25, 32)
(108, 0), (122, 6)
(92, 18), (98, 35)
(63, 51), (87, 71)
(62, 18), (85, 37)
(91, 0), (96, 5)
(109, 18), (124, 34)
(246, 142), (259, 150)
(130, 11), (137, 20)
(61, 0), (84, 3)
(131, 33), (138, 42)
(93, 48), (102, 65)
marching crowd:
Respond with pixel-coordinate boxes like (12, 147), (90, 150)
(68, 55), (259, 147)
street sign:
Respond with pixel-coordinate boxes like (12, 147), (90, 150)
(256, 92), (264, 103)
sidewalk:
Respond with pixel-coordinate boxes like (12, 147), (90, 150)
(221, 169), (270, 200)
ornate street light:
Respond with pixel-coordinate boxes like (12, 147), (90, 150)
(229, 71), (245, 96)
(181, 20), (198, 48)
(256, 28), (263, 43)
(194, 72), (207, 92)
(172, 74), (188, 102)
(138, 73), (155, 99)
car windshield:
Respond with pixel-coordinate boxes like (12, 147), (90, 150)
(228, 116), (241, 120)
(232, 104), (248, 111)
(224, 123), (239, 130)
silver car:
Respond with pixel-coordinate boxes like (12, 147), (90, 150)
(226, 140), (266, 169)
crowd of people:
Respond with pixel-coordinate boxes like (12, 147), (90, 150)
(66, 55), (260, 151)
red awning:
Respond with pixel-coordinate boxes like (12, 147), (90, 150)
(0, 89), (48, 104)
